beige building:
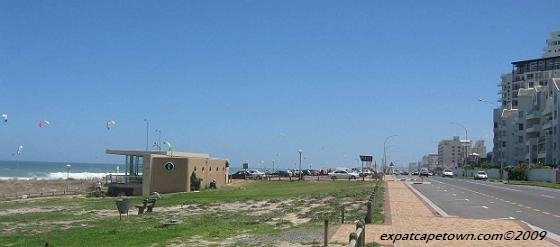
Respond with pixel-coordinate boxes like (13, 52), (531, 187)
(106, 149), (230, 196)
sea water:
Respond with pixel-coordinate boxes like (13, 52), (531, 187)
(0, 160), (121, 180)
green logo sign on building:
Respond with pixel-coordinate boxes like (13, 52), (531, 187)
(164, 162), (175, 171)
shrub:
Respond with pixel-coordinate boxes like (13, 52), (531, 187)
(191, 171), (202, 191)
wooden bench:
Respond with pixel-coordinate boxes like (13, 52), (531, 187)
(136, 198), (157, 214)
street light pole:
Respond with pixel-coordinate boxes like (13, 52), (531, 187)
(298, 149), (303, 181)
(65, 164), (71, 192)
(383, 135), (398, 173)
(479, 98), (505, 179)
(450, 122), (469, 174)
(144, 119), (149, 151)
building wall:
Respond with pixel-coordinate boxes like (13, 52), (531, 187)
(149, 157), (189, 195)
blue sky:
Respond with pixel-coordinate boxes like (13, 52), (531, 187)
(1, 1), (559, 169)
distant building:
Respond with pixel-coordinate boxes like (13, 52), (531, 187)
(422, 154), (439, 170)
(471, 140), (487, 159)
(106, 149), (229, 196)
(438, 136), (467, 170)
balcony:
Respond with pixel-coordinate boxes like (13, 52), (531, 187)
(542, 121), (555, 130)
(525, 112), (541, 120)
(525, 125), (540, 133)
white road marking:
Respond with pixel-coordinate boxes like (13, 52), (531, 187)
(515, 211), (522, 213)
(540, 194), (555, 199)
(489, 202), (494, 204)
(481, 206), (488, 209)
(452, 194), (456, 196)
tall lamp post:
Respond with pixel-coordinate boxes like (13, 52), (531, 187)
(450, 122), (469, 175)
(479, 98), (504, 179)
(298, 149), (303, 180)
(65, 164), (71, 192)
(143, 119), (150, 151)
(383, 135), (398, 173)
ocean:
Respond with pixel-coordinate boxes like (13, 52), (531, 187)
(0, 160), (121, 180)
(0, 160), (249, 180)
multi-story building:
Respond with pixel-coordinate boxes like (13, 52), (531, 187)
(422, 154), (439, 170)
(471, 140), (487, 158)
(493, 31), (560, 166)
(438, 136), (470, 170)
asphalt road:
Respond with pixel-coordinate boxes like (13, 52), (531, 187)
(406, 175), (560, 235)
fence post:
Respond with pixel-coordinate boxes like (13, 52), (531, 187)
(324, 219), (329, 247)
(341, 205), (345, 223)
(365, 200), (373, 223)
(349, 232), (358, 247)
(356, 220), (365, 247)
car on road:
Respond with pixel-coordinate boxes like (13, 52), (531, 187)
(474, 171), (488, 180)
(442, 169), (454, 178)
(328, 170), (359, 180)
(359, 169), (373, 177)
(230, 170), (250, 179)
(247, 169), (266, 179)
(271, 170), (292, 177)
(419, 168), (429, 177)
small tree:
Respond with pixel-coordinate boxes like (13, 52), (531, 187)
(190, 171), (202, 191)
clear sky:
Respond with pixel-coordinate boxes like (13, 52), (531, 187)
(1, 1), (559, 169)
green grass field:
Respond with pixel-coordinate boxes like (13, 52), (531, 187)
(0, 180), (384, 246)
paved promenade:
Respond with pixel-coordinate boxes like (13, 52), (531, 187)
(329, 176), (559, 246)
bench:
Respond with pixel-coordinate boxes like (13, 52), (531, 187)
(136, 198), (157, 214)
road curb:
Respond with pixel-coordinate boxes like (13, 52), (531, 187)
(404, 181), (450, 217)
(519, 220), (560, 245)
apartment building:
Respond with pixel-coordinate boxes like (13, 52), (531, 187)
(422, 154), (439, 170)
(493, 31), (560, 166)
(438, 136), (470, 170)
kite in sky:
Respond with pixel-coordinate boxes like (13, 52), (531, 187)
(1, 113), (7, 123)
(106, 120), (116, 130)
(38, 120), (50, 128)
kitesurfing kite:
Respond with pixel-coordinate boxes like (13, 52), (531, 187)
(106, 120), (116, 130)
(162, 141), (173, 152)
(1, 113), (7, 123)
(38, 120), (50, 128)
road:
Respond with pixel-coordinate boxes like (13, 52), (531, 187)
(406, 175), (560, 235)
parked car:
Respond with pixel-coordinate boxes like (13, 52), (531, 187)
(230, 170), (250, 179)
(474, 171), (488, 180)
(271, 170), (292, 177)
(400, 170), (409, 175)
(328, 170), (359, 180)
(411, 171), (419, 175)
(247, 169), (266, 179)
(303, 169), (320, 176)
(442, 169), (454, 178)
(419, 168), (429, 177)
(359, 170), (373, 177)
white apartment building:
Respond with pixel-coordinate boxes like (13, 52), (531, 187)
(543, 31), (560, 58)
(422, 154), (439, 170)
(472, 140), (487, 158)
(493, 31), (560, 166)
(438, 136), (470, 170)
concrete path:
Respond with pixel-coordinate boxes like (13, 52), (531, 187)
(329, 176), (559, 246)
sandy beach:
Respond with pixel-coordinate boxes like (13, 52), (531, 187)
(0, 179), (97, 200)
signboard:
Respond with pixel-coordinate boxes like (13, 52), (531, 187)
(242, 162), (248, 170)
(359, 155), (373, 162)
(164, 162), (175, 171)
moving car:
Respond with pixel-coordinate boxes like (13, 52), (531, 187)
(419, 168), (429, 177)
(474, 171), (488, 180)
(328, 170), (359, 180)
(442, 169), (454, 178)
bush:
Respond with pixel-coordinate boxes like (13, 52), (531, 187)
(507, 164), (528, 181)
(190, 171), (202, 191)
